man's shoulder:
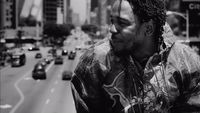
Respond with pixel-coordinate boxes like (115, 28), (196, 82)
(169, 41), (198, 57)
(167, 41), (200, 72)
(74, 39), (111, 83)
(81, 38), (111, 63)
(94, 39), (111, 60)
(75, 39), (111, 72)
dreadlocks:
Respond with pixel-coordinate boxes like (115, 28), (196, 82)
(126, 0), (166, 51)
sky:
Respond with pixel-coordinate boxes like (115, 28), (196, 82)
(71, 0), (87, 24)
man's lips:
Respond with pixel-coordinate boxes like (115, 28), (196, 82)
(111, 34), (123, 43)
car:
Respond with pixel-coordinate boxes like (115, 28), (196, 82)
(48, 49), (53, 54)
(37, 60), (47, 68)
(85, 40), (94, 45)
(35, 53), (42, 58)
(48, 48), (55, 54)
(47, 54), (54, 61)
(48, 48), (57, 56)
(28, 47), (40, 51)
(62, 70), (73, 80)
(32, 64), (46, 80)
(62, 49), (68, 56)
(0, 60), (5, 66)
(68, 50), (76, 60)
(42, 58), (51, 64)
(75, 46), (82, 50)
(11, 53), (26, 67)
(54, 56), (63, 64)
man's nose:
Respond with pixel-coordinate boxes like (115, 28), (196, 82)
(110, 24), (118, 33)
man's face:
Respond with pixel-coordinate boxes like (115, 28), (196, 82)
(110, 0), (145, 56)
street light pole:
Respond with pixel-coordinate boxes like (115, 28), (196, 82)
(186, 10), (189, 40)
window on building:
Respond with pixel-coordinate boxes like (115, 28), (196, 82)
(6, 17), (10, 21)
(6, 10), (10, 15)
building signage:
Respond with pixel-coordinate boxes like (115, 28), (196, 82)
(189, 3), (200, 10)
(181, 0), (200, 37)
(182, 0), (200, 11)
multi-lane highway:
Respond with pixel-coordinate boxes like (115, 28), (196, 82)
(0, 33), (90, 113)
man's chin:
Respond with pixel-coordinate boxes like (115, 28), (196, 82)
(110, 41), (131, 56)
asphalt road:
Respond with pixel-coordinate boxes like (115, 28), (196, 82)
(0, 34), (88, 113)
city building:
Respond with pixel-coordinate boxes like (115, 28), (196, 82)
(91, 0), (98, 12)
(86, 0), (91, 24)
(0, 0), (21, 39)
(43, 0), (58, 24)
(0, 0), (4, 30)
(90, 0), (113, 26)
(43, 0), (72, 24)
(64, 0), (71, 24)
(0, 0), (17, 29)
(89, 0), (108, 29)
(72, 13), (80, 26)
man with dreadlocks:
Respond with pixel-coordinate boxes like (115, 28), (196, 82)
(71, 0), (200, 113)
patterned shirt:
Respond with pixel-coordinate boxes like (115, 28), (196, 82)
(71, 26), (200, 113)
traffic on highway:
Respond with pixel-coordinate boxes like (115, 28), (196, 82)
(0, 32), (92, 113)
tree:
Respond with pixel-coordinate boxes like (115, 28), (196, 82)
(44, 23), (74, 38)
(43, 23), (57, 37)
(43, 23), (74, 46)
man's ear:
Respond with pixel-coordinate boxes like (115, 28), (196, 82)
(145, 19), (154, 36)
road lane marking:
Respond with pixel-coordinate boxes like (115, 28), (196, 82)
(45, 99), (50, 105)
(10, 70), (31, 113)
(58, 74), (61, 78)
(23, 59), (53, 82)
(41, 56), (70, 113)
(0, 104), (12, 109)
(50, 88), (55, 93)
(24, 77), (32, 80)
(45, 61), (54, 72)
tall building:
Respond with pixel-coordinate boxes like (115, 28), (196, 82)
(72, 12), (80, 26)
(0, 0), (4, 30)
(98, 0), (108, 35)
(17, 0), (25, 26)
(65, 0), (72, 24)
(90, 0), (114, 26)
(0, 0), (17, 29)
(91, 0), (98, 12)
(43, 0), (58, 24)
(90, 0), (99, 25)
(86, 0), (91, 24)
(43, 0), (71, 24)
(57, 0), (64, 24)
